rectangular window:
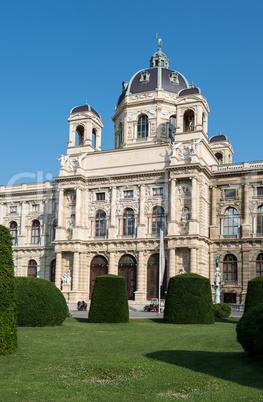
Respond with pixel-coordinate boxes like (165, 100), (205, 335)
(96, 192), (105, 201)
(32, 204), (40, 212)
(10, 206), (17, 214)
(225, 189), (236, 198)
(124, 190), (133, 199)
(257, 187), (263, 196)
(223, 293), (236, 304)
(153, 188), (163, 196)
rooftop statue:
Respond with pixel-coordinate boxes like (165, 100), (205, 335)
(156, 33), (162, 50)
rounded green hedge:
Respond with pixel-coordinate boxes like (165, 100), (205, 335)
(0, 225), (17, 355)
(164, 273), (215, 324)
(236, 302), (263, 358)
(213, 303), (231, 319)
(244, 276), (263, 313)
(15, 277), (69, 327)
(88, 274), (129, 323)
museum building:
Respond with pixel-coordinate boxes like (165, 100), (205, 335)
(1, 43), (263, 305)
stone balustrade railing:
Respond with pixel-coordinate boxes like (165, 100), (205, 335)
(211, 161), (263, 173)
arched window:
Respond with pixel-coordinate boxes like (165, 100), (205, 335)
(28, 259), (37, 277)
(224, 208), (238, 235)
(137, 114), (148, 138)
(75, 125), (84, 146)
(31, 220), (40, 244)
(169, 115), (176, 139)
(256, 253), (263, 277)
(123, 208), (135, 236)
(90, 255), (108, 298)
(257, 206), (263, 234)
(116, 123), (123, 148)
(9, 221), (18, 245)
(50, 259), (56, 283)
(95, 210), (106, 237)
(118, 254), (137, 300)
(183, 109), (195, 132)
(152, 206), (165, 234)
(92, 128), (96, 148)
(215, 152), (223, 164)
(223, 254), (237, 281)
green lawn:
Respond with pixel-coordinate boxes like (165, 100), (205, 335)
(1, 317), (263, 401)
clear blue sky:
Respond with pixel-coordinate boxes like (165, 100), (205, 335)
(0, 0), (262, 185)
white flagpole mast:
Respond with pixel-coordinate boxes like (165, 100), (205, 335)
(159, 229), (165, 313)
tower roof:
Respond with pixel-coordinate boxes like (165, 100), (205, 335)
(70, 103), (101, 119)
(117, 39), (193, 107)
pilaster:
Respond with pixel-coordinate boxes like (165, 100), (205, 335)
(134, 251), (147, 300)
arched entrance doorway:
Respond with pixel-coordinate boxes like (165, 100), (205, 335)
(147, 253), (167, 300)
(118, 254), (137, 300)
(90, 255), (108, 299)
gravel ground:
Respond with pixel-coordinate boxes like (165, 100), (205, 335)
(70, 309), (243, 319)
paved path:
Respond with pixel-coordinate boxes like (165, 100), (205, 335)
(69, 309), (243, 320)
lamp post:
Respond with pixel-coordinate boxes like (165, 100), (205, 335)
(212, 255), (227, 304)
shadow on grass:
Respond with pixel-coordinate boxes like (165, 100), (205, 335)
(73, 317), (89, 323)
(215, 317), (240, 324)
(146, 350), (263, 390)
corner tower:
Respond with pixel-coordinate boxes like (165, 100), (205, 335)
(67, 102), (103, 153)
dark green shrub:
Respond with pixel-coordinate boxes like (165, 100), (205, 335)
(164, 273), (214, 324)
(244, 276), (263, 313)
(15, 277), (69, 327)
(88, 274), (129, 323)
(236, 303), (263, 358)
(213, 303), (231, 319)
(0, 225), (17, 355)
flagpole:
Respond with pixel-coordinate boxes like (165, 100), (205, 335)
(159, 229), (164, 314)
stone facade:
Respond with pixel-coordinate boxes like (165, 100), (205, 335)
(1, 46), (263, 304)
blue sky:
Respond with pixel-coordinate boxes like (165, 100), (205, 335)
(0, 0), (262, 185)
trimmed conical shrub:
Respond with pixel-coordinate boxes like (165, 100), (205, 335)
(244, 276), (263, 313)
(15, 277), (69, 326)
(164, 273), (214, 324)
(88, 274), (129, 323)
(236, 302), (263, 357)
(0, 225), (17, 355)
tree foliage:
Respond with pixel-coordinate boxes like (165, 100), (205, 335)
(88, 275), (129, 323)
(236, 303), (263, 358)
(164, 273), (214, 324)
(0, 225), (17, 354)
(244, 275), (263, 313)
(15, 277), (68, 327)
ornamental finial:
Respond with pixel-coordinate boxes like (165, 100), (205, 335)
(156, 33), (162, 50)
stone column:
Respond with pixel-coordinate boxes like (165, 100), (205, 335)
(58, 188), (64, 227)
(210, 186), (218, 238)
(242, 184), (250, 237)
(135, 251), (146, 300)
(72, 252), (79, 291)
(189, 177), (199, 234)
(108, 252), (116, 275)
(137, 185), (146, 238)
(196, 105), (203, 130)
(168, 248), (176, 279)
(220, 217), (224, 237)
(55, 252), (62, 289)
(108, 187), (117, 238)
(167, 178), (177, 235)
(190, 248), (197, 273)
(75, 188), (82, 227)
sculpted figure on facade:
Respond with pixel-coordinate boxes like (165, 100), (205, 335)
(62, 271), (72, 285)
(66, 192), (76, 207)
(57, 154), (69, 168)
(181, 207), (190, 223)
